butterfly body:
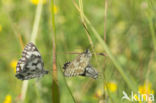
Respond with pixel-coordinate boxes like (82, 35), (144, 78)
(16, 42), (48, 80)
(63, 49), (98, 79)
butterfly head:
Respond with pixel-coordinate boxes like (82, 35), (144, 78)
(84, 49), (92, 58)
(15, 73), (25, 80)
(43, 70), (49, 74)
(63, 61), (71, 69)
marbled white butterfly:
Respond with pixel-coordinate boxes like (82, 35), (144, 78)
(63, 49), (98, 79)
(15, 42), (48, 80)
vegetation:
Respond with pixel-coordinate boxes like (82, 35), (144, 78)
(0, 0), (155, 103)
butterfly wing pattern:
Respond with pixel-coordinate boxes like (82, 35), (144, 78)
(63, 49), (98, 79)
(81, 65), (98, 79)
(15, 42), (48, 80)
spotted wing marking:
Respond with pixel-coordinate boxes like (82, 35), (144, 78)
(81, 65), (98, 79)
(16, 42), (40, 73)
(15, 42), (48, 80)
(63, 49), (92, 77)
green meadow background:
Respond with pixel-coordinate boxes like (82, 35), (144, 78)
(0, 0), (156, 103)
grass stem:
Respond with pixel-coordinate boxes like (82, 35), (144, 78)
(21, 0), (43, 102)
(72, 0), (137, 91)
(104, 0), (108, 41)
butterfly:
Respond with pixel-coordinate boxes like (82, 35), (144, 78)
(63, 49), (98, 79)
(15, 42), (48, 80)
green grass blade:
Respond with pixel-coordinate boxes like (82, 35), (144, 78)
(73, 1), (137, 91)
(21, 0), (43, 102)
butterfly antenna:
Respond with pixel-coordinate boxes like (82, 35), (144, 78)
(65, 52), (81, 55)
(65, 51), (107, 57)
(85, 49), (90, 54)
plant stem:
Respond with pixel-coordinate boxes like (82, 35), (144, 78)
(51, 0), (57, 80)
(21, 0), (43, 102)
(72, 1), (137, 91)
(104, 0), (108, 41)
(31, 0), (43, 43)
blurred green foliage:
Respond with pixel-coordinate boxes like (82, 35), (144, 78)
(0, 0), (156, 103)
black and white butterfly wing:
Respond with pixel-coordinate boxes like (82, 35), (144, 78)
(81, 65), (98, 79)
(63, 49), (92, 77)
(15, 42), (48, 80)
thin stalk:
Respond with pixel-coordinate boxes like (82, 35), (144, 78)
(79, 0), (86, 27)
(148, 16), (156, 51)
(104, 0), (108, 41)
(85, 16), (137, 91)
(78, 0), (98, 65)
(58, 63), (77, 103)
(50, 1), (61, 103)
(62, 75), (77, 103)
(146, 0), (156, 51)
(77, 1), (106, 102)
(145, 52), (154, 81)
(51, 0), (57, 80)
(31, 0), (43, 43)
(18, 34), (24, 49)
(78, 0), (93, 48)
(21, 0), (43, 102)
(72, 1), (137, 91)
(21, 81), (29, 102)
